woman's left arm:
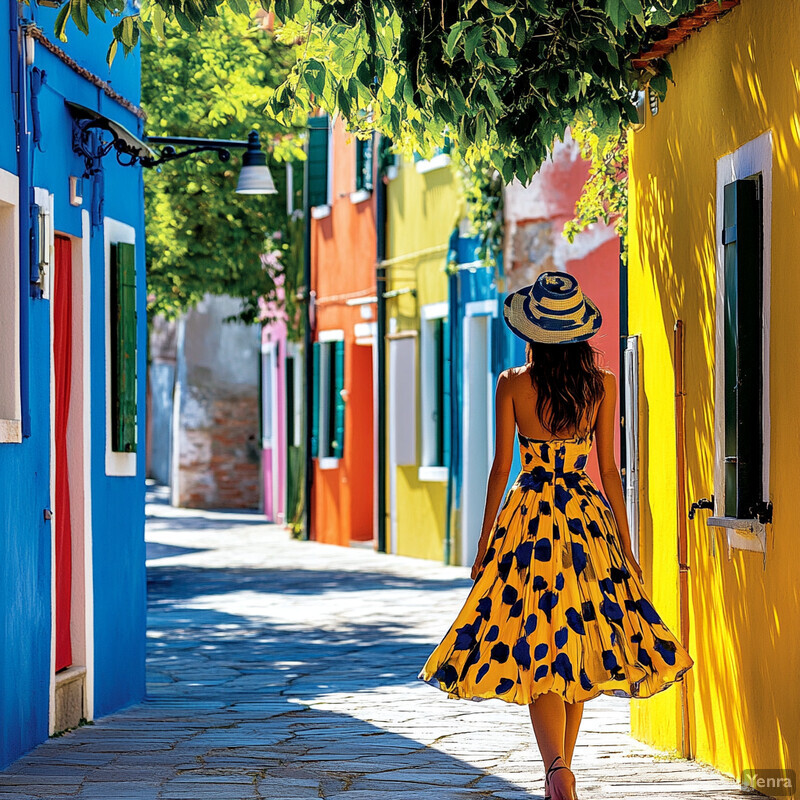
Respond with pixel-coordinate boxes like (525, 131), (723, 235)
(471, 370), (516, 579)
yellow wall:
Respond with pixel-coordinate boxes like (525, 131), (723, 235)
(628, 0), (800, 786)
(385, 157), (462, 561)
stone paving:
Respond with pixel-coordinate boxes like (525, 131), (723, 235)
(0, 488), (758, 800)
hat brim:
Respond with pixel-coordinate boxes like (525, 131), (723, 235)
(503, 288), (602, 344)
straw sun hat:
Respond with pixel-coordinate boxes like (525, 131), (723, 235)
(502, 271), (602, 344)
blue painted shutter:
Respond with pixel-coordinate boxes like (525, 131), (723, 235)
(311, 342), (321, 458)
(333, 340), (345, 458)
(722, 177), (763, 518)
(307, 116), (329, 208)
(441, 316), (452, 467)
(111, 242), (137, 452)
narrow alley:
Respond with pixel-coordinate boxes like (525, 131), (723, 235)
(0, 489), (754, 800)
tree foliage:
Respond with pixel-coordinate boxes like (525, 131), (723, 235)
(65, 0), (698, 181)
(141, 9), (304, 321)
(564, 116), (628, 246)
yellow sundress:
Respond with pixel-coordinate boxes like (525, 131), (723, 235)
(419, 431), (694, 705)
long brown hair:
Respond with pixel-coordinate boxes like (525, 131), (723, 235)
(525, 340), (605, 437)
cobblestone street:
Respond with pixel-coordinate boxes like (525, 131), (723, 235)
(0, 490), (755, 800)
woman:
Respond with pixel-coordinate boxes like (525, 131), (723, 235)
(419, 272), (694, 800)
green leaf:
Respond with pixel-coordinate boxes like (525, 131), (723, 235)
(71, 0), (89, 36)
(621, 0), (644, 18)
(448, 83), (467, 116)
(484, 0), (512, 15)
(445, 21), (471, 59)
(464, 26), (483, 61)
(106, 37), (118, 65)
(150, 3), (165, 39)
(54, 1), (71, 41)
(87, 0), (106, 23)
(650, 73), (667, 99)
(529, 0), (548, 13)
(303, 58), (327, 97)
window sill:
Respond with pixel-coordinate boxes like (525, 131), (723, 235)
(318, 457), (340, 471)
(0, 418), (22, 444)
(418, 465), (448, 483)
(707, 516), (766, 554)
(311, 204), (331, 220)
(415, 154), (451, 174)
(349, 189), (371, 205)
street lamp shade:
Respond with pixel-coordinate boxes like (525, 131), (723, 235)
(236, 130), (277, 195)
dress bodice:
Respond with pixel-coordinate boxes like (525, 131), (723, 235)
(517, 431), (593, 476)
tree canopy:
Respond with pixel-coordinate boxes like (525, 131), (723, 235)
(60, 0), (699, 181)
(140, 10), (304, 321)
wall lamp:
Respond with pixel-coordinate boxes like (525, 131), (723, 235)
(67, 101), (277, 195)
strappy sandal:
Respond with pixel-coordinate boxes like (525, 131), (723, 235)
(544, 754), (574, 800)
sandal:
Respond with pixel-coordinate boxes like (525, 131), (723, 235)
(544, 754), (574, 800)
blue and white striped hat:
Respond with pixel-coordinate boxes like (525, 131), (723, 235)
(503, 271), (602, 344)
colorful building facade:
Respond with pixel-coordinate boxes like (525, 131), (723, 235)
(307, 115), (378, 546)
(0, 3), (146, 767)
(627, 0), (798, 785)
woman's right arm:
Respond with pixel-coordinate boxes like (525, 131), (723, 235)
(595, 371), (643, 583)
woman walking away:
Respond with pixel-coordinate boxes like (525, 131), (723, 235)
(419, 272), (694, 800)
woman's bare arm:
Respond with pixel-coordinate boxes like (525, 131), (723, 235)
(595, 371), (643, 582)
(471, 370), (516, 579)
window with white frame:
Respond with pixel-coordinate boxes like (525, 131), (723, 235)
(0, 168), (21, 444)
(710, 131), (772, 549)
(350, 133), (374, 204)
(414, 137), (452, 174)
(261, 342), (276, 451)
(307, 114), (333, 219)
(419, 303), (450, 481)
(312, 331), (345, 467)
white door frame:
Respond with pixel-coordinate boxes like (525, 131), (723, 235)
(460, 300), (496, 567)
(48, 209), (95, 732)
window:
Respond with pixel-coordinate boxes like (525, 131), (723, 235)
(312, 332), (345, 468)
(104, 218), (137, 476)
(307, 115), (332, 218)
(623, 334), (641, 559)
(110, 242), (137, 453)
(0, 168), (21, 444)
(355, 134), (374, 193)
(261, 342), (276, 450)
(710, 132), (772, 551)
(419, 303), (451, 481)
(414, 137), (452, 174)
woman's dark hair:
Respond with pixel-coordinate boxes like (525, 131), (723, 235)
(525, 340), (606, 437)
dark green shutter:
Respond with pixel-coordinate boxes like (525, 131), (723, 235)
(307, 116), (329, 208)
(332, 340), (345, 458)
(722, 177), (763, 518)
(111, 242), (137, 452)
(286, 355), (295, 447)
(311, 342), (321, 458)
(356, 135), (374, 192)
(441, 316), (451, 467)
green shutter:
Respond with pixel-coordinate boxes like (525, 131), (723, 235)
(441, 316), (451, 467)
(111, 242), (137, 453)
(722, 177), (763, 518)
(332, 340), (345, 458)
(356, 135), (374, 192)
(307, 116), (329, 208)
(311, 342), (321, 458)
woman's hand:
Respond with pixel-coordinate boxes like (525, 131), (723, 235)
(470, 545), (488, 581)
(623, 546), (644, 585)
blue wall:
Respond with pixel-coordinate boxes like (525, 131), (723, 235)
(1, 1), (145, 768)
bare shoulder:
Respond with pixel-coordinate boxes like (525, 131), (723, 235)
(501, 365), (530, 382)
(600, 368), (617, 391)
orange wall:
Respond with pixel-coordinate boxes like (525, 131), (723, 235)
(310, 119), (377, 545)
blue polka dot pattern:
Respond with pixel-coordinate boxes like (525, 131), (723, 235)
(419, 430), (694, 704)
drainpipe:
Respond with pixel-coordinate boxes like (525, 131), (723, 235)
(12, 0), (32, 436)
(673, 318), (693, 759)
(443, 229), (460, 566)
(375, 135), (387, 553)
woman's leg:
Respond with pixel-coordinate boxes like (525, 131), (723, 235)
(528, 692), (577, 800)
(564, 700), (584, 767)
